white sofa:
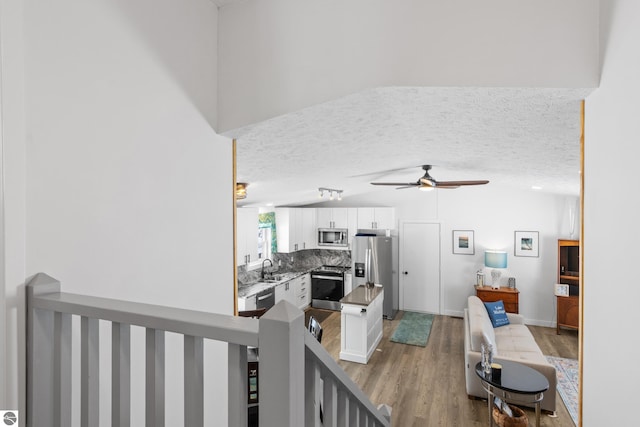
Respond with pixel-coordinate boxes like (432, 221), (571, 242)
(463, 295), (557, 413)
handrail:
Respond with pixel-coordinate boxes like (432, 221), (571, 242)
(31, 290), (259, 347)
(305, 333), (391, 426)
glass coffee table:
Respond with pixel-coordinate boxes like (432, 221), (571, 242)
(475, 360), (549, 427)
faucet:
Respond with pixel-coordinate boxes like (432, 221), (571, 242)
(261, 258), (273, 279)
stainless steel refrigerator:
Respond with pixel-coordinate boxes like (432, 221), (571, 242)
(351, 234), (398, 319)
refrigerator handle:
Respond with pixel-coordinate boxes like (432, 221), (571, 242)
(364, 248), (371, 284)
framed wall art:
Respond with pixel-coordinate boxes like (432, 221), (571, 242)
(452, 230), (474, 255)
(514, 231), (539, 257)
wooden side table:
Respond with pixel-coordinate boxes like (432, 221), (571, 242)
(475, 285), (519, 314)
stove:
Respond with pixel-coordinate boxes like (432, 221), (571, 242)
(311, 265), (349, 310)
(313, 265), (350, 274)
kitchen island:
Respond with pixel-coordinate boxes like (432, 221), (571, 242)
(339, 285), (384, 364)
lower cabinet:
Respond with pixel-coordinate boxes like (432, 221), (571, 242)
(556, 295), (579, 333)
(238, 295), (256, 312)
(274, 274), (311, 310)
(290, 274), (310, 310)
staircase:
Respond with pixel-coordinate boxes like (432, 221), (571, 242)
(26, 273), (391, 426)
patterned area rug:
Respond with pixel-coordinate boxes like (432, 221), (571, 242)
(546, 355), (578, 426)
(390, 311), (434, 347)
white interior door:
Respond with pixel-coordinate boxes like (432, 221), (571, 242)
(400, 222), (441, 314)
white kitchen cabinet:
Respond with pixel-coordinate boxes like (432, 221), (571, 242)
(340, 286), (383, 364)
(275, 279), (298, 305)
(316, 208), (349, 229)
(290, 274), (311, 310)
(276, 208), (317, 252)
(274, 282), (286, 304)
(300, 208), (317, 250)
(357, 207), (395, 230)
(315, 208), (333, 229)
(237, 207), (259, 265)
(238, 295), (256, 312)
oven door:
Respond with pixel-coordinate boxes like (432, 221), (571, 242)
(311, 274), (344, 310)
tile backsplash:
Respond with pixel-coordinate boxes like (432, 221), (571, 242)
(238, 249), (351, 285)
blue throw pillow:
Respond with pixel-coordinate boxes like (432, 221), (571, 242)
(484, 300), (510, 328)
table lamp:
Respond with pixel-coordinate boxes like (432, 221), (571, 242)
(485, 250), (507, 289)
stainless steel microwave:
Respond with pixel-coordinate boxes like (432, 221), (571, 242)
(318, 228), (348, 247)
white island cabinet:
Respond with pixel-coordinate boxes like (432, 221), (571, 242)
(339, 285), (384, 364)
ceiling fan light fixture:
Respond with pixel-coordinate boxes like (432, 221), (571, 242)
(370, 165), (489, 191)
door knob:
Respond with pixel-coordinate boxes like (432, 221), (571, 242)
(403, 271), (408, 275)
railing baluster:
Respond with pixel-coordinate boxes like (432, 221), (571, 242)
(184, 335), (204, 427)
(349, 398), (358, 426)
(336, 388), (347, 427)
(304, 356), (318, 426)
(359, 407), (367, 427)
(112, 322), (131, 427)
(146, 328), (165, 427)
(322, 376), (337, 426)
(54, 311), (72, 426)
(81, 316), (99, 427)
(228, 343), (248, 427)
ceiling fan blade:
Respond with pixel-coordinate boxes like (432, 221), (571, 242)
(433, 185), (459, 189)
(371, 182), (418, 186)
(396, 185), (418, 189)
(436, 180), (489, 186)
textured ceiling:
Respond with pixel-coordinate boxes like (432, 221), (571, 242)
(226, 86), (593, 207)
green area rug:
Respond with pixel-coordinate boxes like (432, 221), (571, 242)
(390, 311), (434, 347)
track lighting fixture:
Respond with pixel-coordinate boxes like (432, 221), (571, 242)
(318, 187), (343, 201)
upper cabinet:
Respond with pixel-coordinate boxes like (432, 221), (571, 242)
(237, 207), (259, 265)
(300, 208), (317, 250)
(357, 207), (395, 230)
(316, 208), (349, 229)
(276, 208), (316, 253)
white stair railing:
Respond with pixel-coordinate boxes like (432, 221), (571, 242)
(26, 272), (390, 427)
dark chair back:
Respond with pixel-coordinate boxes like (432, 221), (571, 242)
(238, 308), (268, 318)
(308, 316), (323, 343)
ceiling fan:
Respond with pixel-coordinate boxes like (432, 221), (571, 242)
(370, 165), (489, 190)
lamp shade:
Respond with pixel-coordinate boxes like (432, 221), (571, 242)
(485, 250), (507, 268)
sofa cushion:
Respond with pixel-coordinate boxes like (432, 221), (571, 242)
(484, 300), (510, 328)
(495, 324), (544, 354)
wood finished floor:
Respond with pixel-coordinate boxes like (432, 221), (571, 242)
(307, 308), (579, 427)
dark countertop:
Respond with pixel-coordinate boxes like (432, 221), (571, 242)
(340, 285), (383, 307)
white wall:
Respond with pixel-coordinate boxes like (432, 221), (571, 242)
(2, 0), (234, 424)
(583, 1), (640, 424)
(218, 0), (599, 131)
(395, 187), (578, 325)
(1, 0), (27, 411)
(311, 186), (578, 325)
